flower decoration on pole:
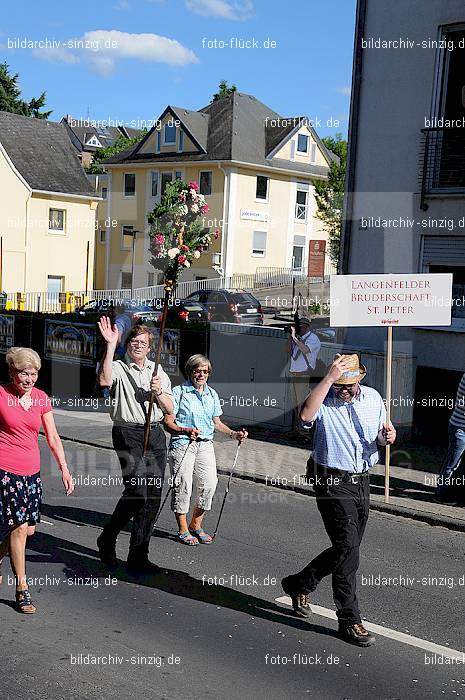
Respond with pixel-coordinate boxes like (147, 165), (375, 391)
(143, 179), (217, 452)
(148, 179), (216, 288)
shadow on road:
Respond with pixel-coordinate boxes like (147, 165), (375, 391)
(2, 502), (338, 642)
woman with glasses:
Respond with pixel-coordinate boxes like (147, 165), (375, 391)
(97, 320), (173, 573)
(164, 354), (247, 545)
(0, 347), (74, 613)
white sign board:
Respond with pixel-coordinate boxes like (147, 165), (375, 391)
(240, 209), (268, 223)
(330, 273), (453, 327)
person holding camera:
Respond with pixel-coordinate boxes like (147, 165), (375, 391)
(96, 318), (173, 574)
(281, 353), (396, 647)
(287, 315), (321, 432)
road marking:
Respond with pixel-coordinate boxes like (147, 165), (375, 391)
(275, 596), (465, 661)
(39, 519), (54, 525)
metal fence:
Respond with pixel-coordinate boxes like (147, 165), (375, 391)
(2, 265), (338, 313)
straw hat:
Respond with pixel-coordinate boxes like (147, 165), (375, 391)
(334, 353), (367, 385)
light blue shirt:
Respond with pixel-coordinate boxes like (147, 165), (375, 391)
(304, 385), (387, 472)
(170, 381), (223, 447)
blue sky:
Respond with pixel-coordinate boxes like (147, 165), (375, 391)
(1, 0), (356, 137)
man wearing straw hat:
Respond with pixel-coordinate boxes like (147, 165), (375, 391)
(282, 353), (396, 647)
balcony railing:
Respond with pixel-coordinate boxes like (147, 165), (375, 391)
(420, 127), (465, 209)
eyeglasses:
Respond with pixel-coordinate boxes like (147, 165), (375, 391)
(129, 340), (149, 348)
(193, 369), (210, 375)
(333, 382), (358, 392)
(17, 371), (38, 379)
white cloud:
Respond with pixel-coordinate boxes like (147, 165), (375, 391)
(337, 86), (351, 96)
(33, 29), (198, 76)
(185, 0), (254, 21)
(113, 0), (131, 9)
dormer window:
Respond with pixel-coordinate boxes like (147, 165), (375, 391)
(164, 123), (177, 145)
(86, 135), (102, 148)
(297, 133), (309, 153)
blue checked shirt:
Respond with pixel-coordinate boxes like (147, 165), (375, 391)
(170, 381), (223, 447)
(304, 385), (387, 472)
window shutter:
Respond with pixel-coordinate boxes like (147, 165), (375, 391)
(422, 236), (465, 269)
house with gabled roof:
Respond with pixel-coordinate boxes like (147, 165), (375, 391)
(97, 91), (337, 290)
(61, 115), (143, 168)
(0, 111), (99, 293)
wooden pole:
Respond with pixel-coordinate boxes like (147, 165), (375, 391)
(143, 281), (172, 454)
(384, 324), (393, 503)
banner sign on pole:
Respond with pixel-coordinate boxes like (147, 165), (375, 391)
(330, 273), (453, 327)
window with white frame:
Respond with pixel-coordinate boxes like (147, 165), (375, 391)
(124, 173), (136, 197)
(199, 171), (212, 196)
(255, 175), (269, 201)
(175, 170), (183, 180)
(178, 130), (184, 151)
(121, 225), (134, 250)
(49, 208), (65, 233)
(147, 272), (155, 287)
(252, 230), (267, 256)
(163, 123), (177, 145)
(297, 133), (309, 153)
(99, 229), (106, 244)
(151, 171), (159, 198)
(295, 185), (309, 220)
(121, 272), (132, 289)
(161, 172), (173, 195)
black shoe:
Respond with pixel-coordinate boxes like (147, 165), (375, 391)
(281, 576), (311, 618)
(126, 556), (161, 575)
(97, 533), (117, 569)
(338, 623), (375, 647)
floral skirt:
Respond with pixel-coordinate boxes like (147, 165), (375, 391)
(0, 469), (42, 528)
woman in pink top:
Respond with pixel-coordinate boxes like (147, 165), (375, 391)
(0, 347), (74, 613)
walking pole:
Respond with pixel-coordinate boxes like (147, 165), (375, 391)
(384, 325), (393, 503)
(152, 437), (192, 529)
(212, 441), (242, 541)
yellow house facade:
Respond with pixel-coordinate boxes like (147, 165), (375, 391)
(0, 111), (99, 295)
(97, 93), (337, 290)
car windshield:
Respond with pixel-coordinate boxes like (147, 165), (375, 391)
(232, 293), (258, 305)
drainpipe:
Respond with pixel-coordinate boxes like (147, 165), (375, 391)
(24, 189), (32, 293)
(218, 162), (229, 281)
(340, 0), (367, 274)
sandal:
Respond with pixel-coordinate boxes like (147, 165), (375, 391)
(189, 528), (213, 544)
(178, 531), (199, 546)
(15, 587), (36, 614)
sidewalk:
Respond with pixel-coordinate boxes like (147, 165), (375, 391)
(51, 407), (465, 532)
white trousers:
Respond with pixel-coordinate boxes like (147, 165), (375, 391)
(169, 441), (218, 513)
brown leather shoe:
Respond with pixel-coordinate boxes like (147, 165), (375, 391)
(281, 576), (311, 618)
(338, 623), (375, 647)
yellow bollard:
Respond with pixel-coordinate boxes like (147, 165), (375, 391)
(16, 293), (25, 311)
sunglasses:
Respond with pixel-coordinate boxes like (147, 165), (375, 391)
(333, 382), (358, 391)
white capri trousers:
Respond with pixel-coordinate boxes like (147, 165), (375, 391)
(169, 440), (218, 513)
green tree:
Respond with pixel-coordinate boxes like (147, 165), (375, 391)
(212, 80), (237, 101)
(86, 132), (147, 173)
(313, 134), (347, 268)
(0, 62), (51, 118)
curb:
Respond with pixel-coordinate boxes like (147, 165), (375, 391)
(215, 468), (465, 534)
(54, 433), (465, 534)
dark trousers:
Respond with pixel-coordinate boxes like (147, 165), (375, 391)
(103, 423), (166, 560)
(289, 468), (370, 626)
